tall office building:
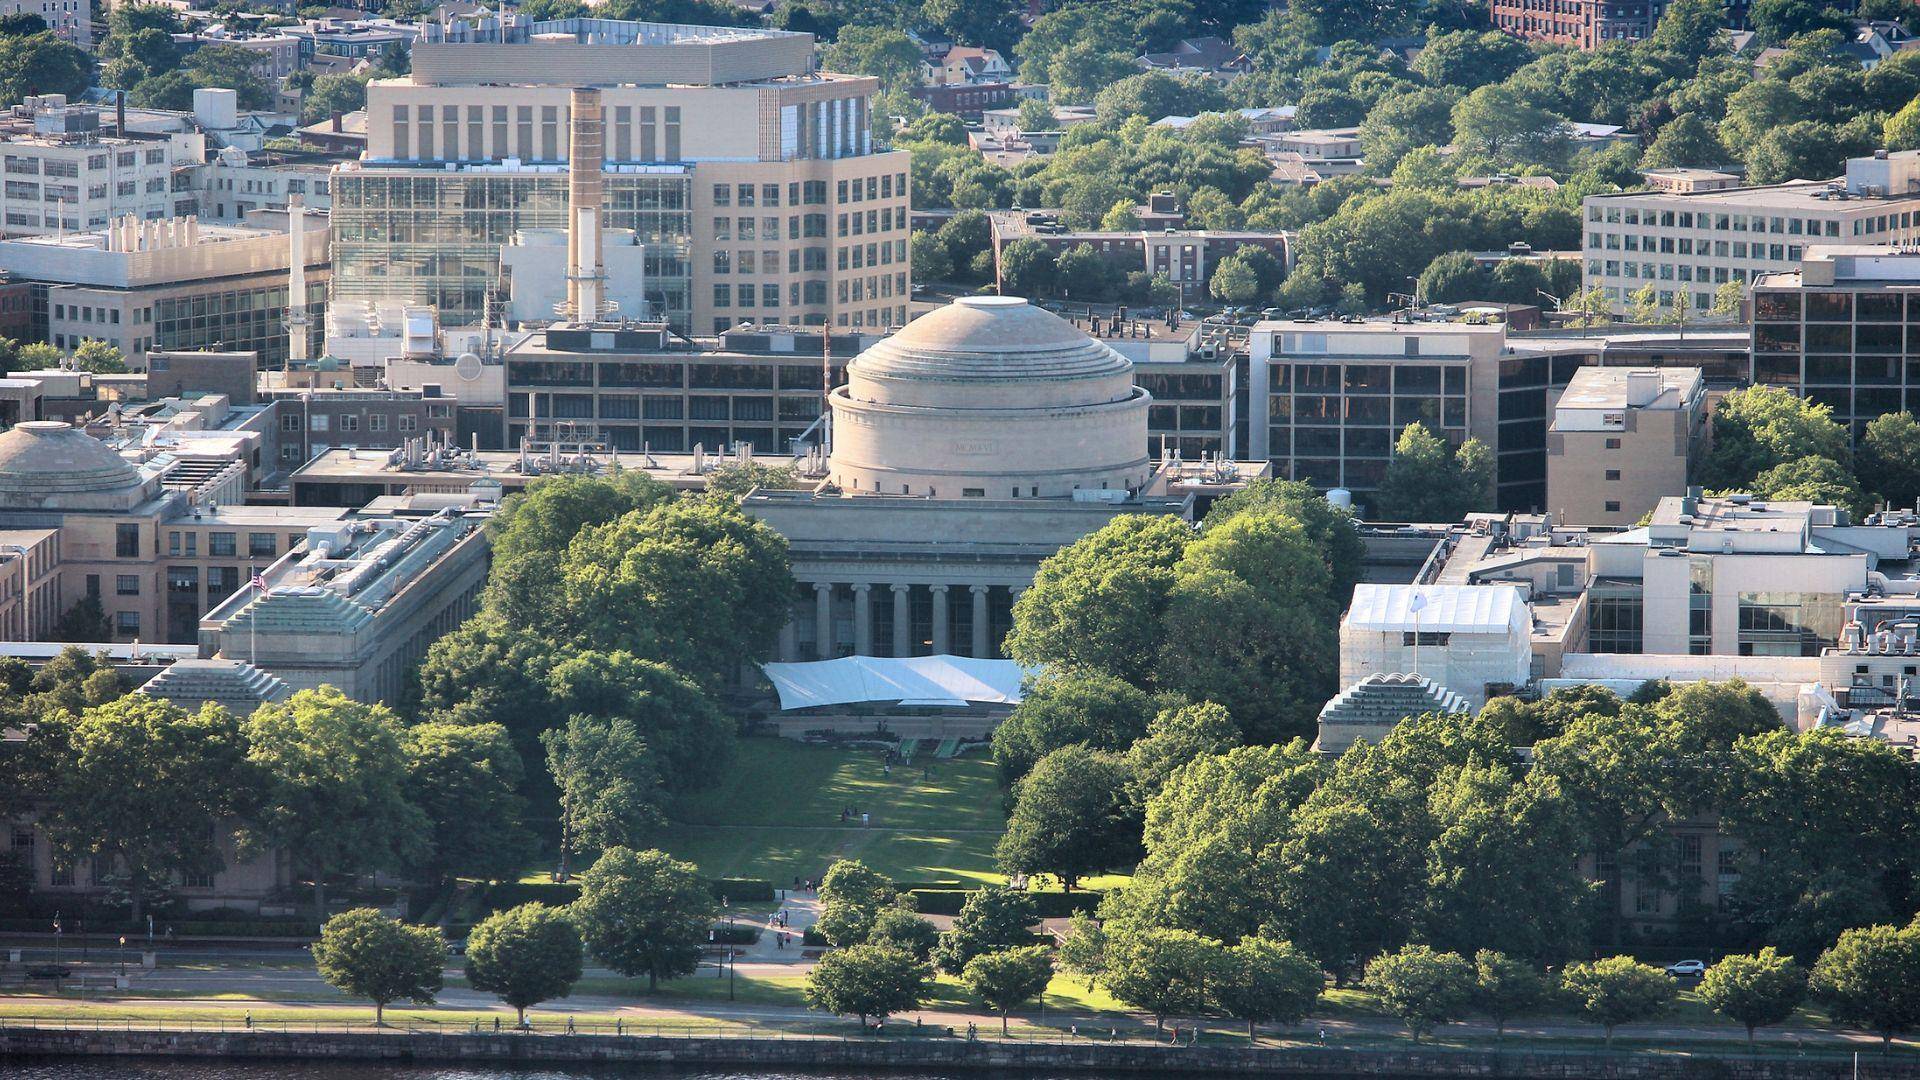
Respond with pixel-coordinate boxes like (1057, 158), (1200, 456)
(331, 19), (911, 333)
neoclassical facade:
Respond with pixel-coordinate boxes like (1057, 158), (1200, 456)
(744, 296), (1260, 661)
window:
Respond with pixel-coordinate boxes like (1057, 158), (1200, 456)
(249, 533), (276, 558)
(115, 575), (139, 596)
(1604, 469), (1621, 481)
(209, 533), (236, 557)
(1605, 500), (1622, 512)
(310, 414), (329, 432)
(398, 415), (417, 432)
(340, 414), (359, 433)
(116, 524), (139, 558)
(116, 611), (139, 634)
(370, 414), (389, 432)
(1604, 437), (1621, 449)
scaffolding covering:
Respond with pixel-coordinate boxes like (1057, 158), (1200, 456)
(761, 655), (1030, 710)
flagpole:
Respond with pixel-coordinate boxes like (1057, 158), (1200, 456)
(248, 564), (257, 668)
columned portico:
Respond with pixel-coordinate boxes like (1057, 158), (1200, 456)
(852, 583), (874, 656)
(812, 582), (833, 660)
(970, 585), (990, 658)
(930, 585), (950, 653)
(891, 583), (911, 657)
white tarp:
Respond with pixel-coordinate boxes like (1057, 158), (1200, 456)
(1346, 582), (1528, 636)
(761, 655), (1031, 711)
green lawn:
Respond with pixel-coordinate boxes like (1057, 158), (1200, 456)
(657, 738), (1009, 884)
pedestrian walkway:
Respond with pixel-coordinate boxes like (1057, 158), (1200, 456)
(730, 888), (820, 965)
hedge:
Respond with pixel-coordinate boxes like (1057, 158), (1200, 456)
(710, 878), (774, 904)
(907, 888), (1102, 918)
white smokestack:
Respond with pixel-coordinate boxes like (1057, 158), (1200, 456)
(287, 194), (310, 364)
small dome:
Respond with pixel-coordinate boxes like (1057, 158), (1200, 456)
(853, 295), (1129, 382)
(0, 422), (145, 506)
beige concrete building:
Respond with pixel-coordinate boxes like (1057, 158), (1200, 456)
(0, 101), (204, 238)
(1546, 366), (1705, 526)
(1583, 150), (1920, 313)
(332, 17), (910, 333)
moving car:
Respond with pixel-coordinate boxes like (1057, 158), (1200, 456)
(1665, 959), (1706, 978)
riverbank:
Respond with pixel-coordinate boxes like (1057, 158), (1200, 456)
(2, 1027), (1915, 1079)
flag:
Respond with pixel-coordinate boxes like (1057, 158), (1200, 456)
(1407, 591), (1428, 614)
(251, 571), (267, 591)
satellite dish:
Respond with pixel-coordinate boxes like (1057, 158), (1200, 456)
(454, 352), (482, 381)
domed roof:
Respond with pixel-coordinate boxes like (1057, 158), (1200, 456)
(0, 422), (144, 501)
(852, 296), (1131, 385)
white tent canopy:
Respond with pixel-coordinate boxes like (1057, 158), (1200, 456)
(761, 655), (1031, 711)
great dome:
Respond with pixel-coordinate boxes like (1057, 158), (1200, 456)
(829, 297), (1151, 499)
(0, 421), (151, 510)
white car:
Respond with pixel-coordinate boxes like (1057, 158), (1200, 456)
(1666, 959), (1707, 978)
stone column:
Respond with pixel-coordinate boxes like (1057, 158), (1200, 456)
(777, 615), (798, 662)
(891, 583), (912, 657)
(812, 582), (834, 660)
(930, 585), (950, 654)
(852, 583), (873, 656)
(970, 585), (991, 658)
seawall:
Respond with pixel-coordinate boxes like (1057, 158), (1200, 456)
(2, 1028), (1917, 1078)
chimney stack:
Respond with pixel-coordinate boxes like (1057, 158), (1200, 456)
(565, 87), (606, 322)
(287, 194), (310, 365)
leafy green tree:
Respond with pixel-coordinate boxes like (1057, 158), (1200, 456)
(910, 231), (953, 282)
(559, 498), (791, 689)
(1699, 948), (1808, 1046)
(181, 45), (272, 109)
(1056, 243), (1122, 301)
(70, 341), (127, 374)
(1005, 514), (1192, 687)
(241, 688), (428, 923)
(1744, 118), (1876, 186)
(962, 945), (1054, 1034)
(482, 472), (674, 628)
(805, 943), (930, 1026)
(1750, 456), (1868, 517)
(822, 26), (921, 91)
(1209, 253), (1262, 306)
(1813, 924), (1920, 1050)
(1094, 71), (1227, 125)
(1124, 701), (1241, 802)
(1359, 87), (1460, 174)
(817, 858), (901, 946)
(0, 32), (90, 107)
(1750, 0), (1846, 43)
(995, 746), (1139, 889)
(701, 462), (801, 499)
(991, 669), (1167, 785)
(571, 847), (712, 991)
(1863, 411), (1920, 509)
(49, 595), (112, 642)
(1412, 30), (1532, 90)
(402, 721), (529, 884)
(312, 909), (446, 1023)
(302, 72), (370, 124)
(30, 697), (249, 923)
(998, 237), (1057, 297)
(544, 649), (732, 792)
(464, 903), (583, 1025)
(413, 617), (561, 781)
(1886, 98), (1920, 152)
(1202, 477), (1365, 595)
(868, 906), (939, 962)
(1418, 251), (1491, 304)
(1364, 944), (1475, 1042)
(1212, 936), (1323, 1041)
(1451, 85), (1570, 167)
(934, 888), (1039, 974)
(1643, 112), (1729, 168)
(1375, 422), (1495, 522)
(542, 713), (664, 879)
(1560, 956), (1676, 1047)
(1650, 0), (1729, 59)
(1700, 385), (1850, 490)
(1470, 950), (1553, 1038)
(1102, 925), (1223, 1033)
(1017, 97), (1057, 132)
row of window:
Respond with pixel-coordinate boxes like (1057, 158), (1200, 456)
(279, 410), (420, 434)
(1590, 231), (1809, 260)
(1589, 205), (1856, 236)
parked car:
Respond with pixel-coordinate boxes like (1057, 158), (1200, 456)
(1665, 959), (1706, 978)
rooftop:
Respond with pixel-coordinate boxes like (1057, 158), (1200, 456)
(1346, 582), (1528, 635)
(1553, 366), (1704, 413)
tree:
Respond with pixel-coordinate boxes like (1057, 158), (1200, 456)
(1412, 30), (1532, 91)
(1451, 85), (1570, 167)
(542, 713), (663, 878)
(402, 721), (529, 884)
(1056, 243), (1121, 301)
(1560, 956), (1676, 1048)
(1417, 251), (1490, 305)
(1094, 71), (1228, 125)
(1005, 515), (1192, 687)
(1470, 951), (1552, 1039)
(558, 499), (791, 689)
(1202, 477), (1365, 595)
(1017, 97), (1057, 132)
(0, 32), (90, 108)
(910, 231), (953, 282)
(1744, 119), (1875, 186)
(241, 688), (428, 923)
(990, 670), (1165, 786)
(1375, 422), (1495, 522)
(69, 341), (127, 374)
(806, 943), (929, 1026)
(998, 237), (1057, 297)
(1212, 936), (1324, 1041)
(1887, 98), (1920, 152)
(1643, 112), (1729, 168)
(1699, 948), (1808, 1046)
(483, 472), (674, 629)
(1700, 385), (1851, 490)
(822, 26), (921, 91)
(869, 906), (939, 962)
(1124, 701), (1241, 802)
(30, 697), (248, 923)
(934, 888), (1039, 975)
(817, 858), (901, 947)
(995, 746), (1139, 889)
(312, 909), (446, 1024)
(1102, 925), (1223, 1033)
(1813, 924), (1920, 1050)
(1863, 412), (1920, 509)
(1358, 87), (1460, 173)
(962, 945), (1054, 1035)
(1750, 456), (1868, 517)
(49, 595), (112, 642)
(464, 903), (583, 1025)
(302, 72), (370, 125)
(1363, 945), (1475, 1042)
(1751, 0), (1846, 43)
(1209, 253), (1262, 306)
(543, 649), (731, 794)
(571, 847), (712, 991)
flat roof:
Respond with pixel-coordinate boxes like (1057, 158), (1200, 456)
(1588, 179), (1920, 209)
(1555, 366), (1703, 411)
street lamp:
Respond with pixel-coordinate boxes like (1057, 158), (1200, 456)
(118, 936), (126, 977)
(726, 913), (736, 1001)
